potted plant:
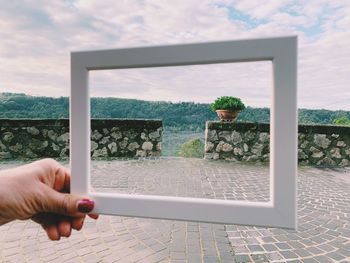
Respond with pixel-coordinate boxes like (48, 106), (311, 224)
(210, 96), (246, 122)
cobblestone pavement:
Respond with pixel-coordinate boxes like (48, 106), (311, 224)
(0, 158), (349, 263)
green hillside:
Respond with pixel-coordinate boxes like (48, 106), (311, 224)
(1, 93), (349, 129)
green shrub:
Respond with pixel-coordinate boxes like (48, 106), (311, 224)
(210, 96), (246, 112)
(333, 116), (350, 125)
(177, 138), (204, 158)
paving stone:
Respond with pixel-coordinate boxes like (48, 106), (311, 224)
(294, 248), (312, 257)
(250, 253), (268, 262)
(203, 255), (220, 263)
(170, 252), (186, 260)
(4, 254), (26, 263)
(313, 255), (334, 263)
(279, 250), (299, 259)
(138, 252), (168, 263)
(77, 247), (92, 257)
(262, 243), (278, 252)
(233, 245), (250, 254)
(302, 258), (319, 263)
(234, 254), (252, 262)
(261, 236), (277, 243)
(288, 241), (305, 249)
(326, 251), (347, 261)
(315, 244), (334, 253)
(338, 247), (350, 257)
(247, 245), (264, 252)
(187, 253), (202, 262)
(275, 242), (292, 250)
(307, 246), (324, 255)
(127, 249), (154, 262)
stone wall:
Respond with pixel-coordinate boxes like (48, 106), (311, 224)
(0, 119), (162, 160)
(205, 121), (350, 166)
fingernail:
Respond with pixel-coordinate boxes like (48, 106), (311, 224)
(77, 199), (94, 213)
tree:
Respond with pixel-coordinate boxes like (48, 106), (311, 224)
(177, 138), (204, 158)
(333, 116), (350, 125)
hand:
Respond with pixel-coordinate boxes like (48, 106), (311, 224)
(0, 158), (98, 240)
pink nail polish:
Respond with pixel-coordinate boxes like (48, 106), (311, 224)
(78, 199), (94, 213)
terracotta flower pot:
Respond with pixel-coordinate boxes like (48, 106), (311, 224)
(215, 110), (239, 122)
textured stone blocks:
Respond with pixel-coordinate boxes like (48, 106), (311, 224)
(0, 119), (163, 159)
(205, 121), (350, 166)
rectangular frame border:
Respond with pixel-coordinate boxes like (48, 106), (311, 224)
(70, 36), (297, 229)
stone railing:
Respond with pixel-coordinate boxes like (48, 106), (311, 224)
(205, 121), (350, 166)
(0, 119), (162, 160)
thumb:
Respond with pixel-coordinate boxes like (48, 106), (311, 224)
(42, 187), (95, 216)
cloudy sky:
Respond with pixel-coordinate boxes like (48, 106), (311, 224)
(0, 0), (349, 110)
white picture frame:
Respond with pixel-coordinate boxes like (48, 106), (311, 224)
(70, 36), (298, 229)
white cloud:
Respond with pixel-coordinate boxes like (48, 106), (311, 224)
(270, 12), (307, 26)
(0, 0), (349, 110)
